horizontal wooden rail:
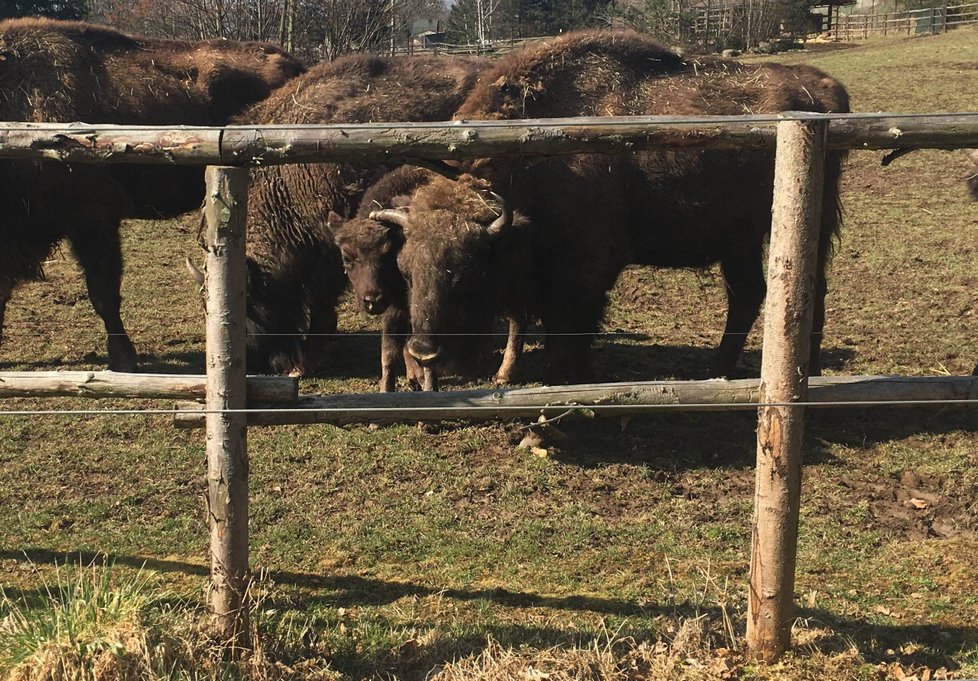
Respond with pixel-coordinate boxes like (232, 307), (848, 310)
(172, 375), (978, 428)
(0, 371), (296, 402)
(1, 113), (977, 166)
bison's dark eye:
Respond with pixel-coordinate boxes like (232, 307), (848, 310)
(342, 254), (355, 267)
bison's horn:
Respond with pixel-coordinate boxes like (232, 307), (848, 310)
(369, 208), (411, 229)
(185, 256), (205, 287)
(486, 191), (512, 236)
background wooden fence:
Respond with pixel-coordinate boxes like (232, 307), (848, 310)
(1, 111), (977, 660)
(831, 0), (978, 39)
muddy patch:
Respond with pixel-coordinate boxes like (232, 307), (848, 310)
(833, 471), (977, 540)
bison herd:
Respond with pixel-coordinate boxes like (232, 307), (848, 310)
(1, 18), (974, 386)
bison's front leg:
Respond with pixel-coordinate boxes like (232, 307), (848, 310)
(422, 367), (439, 391)
(67, 218), (138, 372)
(380, 308), (409, 392)
(298, 304), (338, 376)
(494, 315), (526, 385)
(710, 253), (766, 378)
(540, 300), (600, 385)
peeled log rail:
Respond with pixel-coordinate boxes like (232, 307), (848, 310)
(1, 113), (978, 166)
(171, 375), (978, 428)
(0, 371), (297, 402)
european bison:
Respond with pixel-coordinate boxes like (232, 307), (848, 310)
(331, 166), (433, 391)
(365, 172), (533, 389)
(0, 18), (304, 371)
(332, 166), (528, 391)
(379, 30), (850, 384)
(231, 53), (487, 375)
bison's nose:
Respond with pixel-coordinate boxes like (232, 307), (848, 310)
(407, 337), (440, 366)
(362, 294), (387, 315)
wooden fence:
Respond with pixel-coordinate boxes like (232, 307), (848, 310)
(1, 111), (978, 660)
(832, 0), (978, 38)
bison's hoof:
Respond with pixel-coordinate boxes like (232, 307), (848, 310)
(107, 342), (138, 373)
(494, 370), (517, 385)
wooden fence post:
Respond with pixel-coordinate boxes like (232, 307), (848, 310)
(203, 165), (250, 645)
(747, 116), (827, 662)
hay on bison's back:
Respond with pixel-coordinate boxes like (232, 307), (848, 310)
(240, 53), (488, 126)
(459, 29), (848, 120)
(0, 17), (301, 125)
(239, 53), (492, 247)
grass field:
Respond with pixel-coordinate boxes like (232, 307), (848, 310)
(1, 26), (977, 681)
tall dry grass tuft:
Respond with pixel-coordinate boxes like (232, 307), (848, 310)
(0, 558), (163, 680)
(0, 561), (339, 681)
(432, 617), (745, 681)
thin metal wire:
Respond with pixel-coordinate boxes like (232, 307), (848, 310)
(0, 326), (796, 337)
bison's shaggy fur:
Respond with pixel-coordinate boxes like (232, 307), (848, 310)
(394, 174), (534, 384)
(394, 30), (850, 384)
(0, 18), (304, 370)
(234, 54), (488, 375)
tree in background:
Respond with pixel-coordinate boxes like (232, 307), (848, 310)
(447, 0), (611, 43)
(85, 0), (443, 61)
(445, 0), (479, 42)
(0, 0), (86, 19)
(85, 0), (444, 61)
(615, 0), (819, 49)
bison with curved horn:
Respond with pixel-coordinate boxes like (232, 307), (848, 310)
(225, 53), (488, 376)
(380, 30), (850, 385)
(0, 17), (304, 371)
(330, 166), (531, 391)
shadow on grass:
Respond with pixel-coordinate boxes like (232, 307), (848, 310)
(547, 405), (977, 472)
(794, 606), (978, 672)
(1, 548), (651, 617)
(4, 549), (976, 678)
(0, 336), (855, 383)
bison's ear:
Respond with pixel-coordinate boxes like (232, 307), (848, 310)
(326, 211), (345, 231)
(390, 194), (413, 209)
